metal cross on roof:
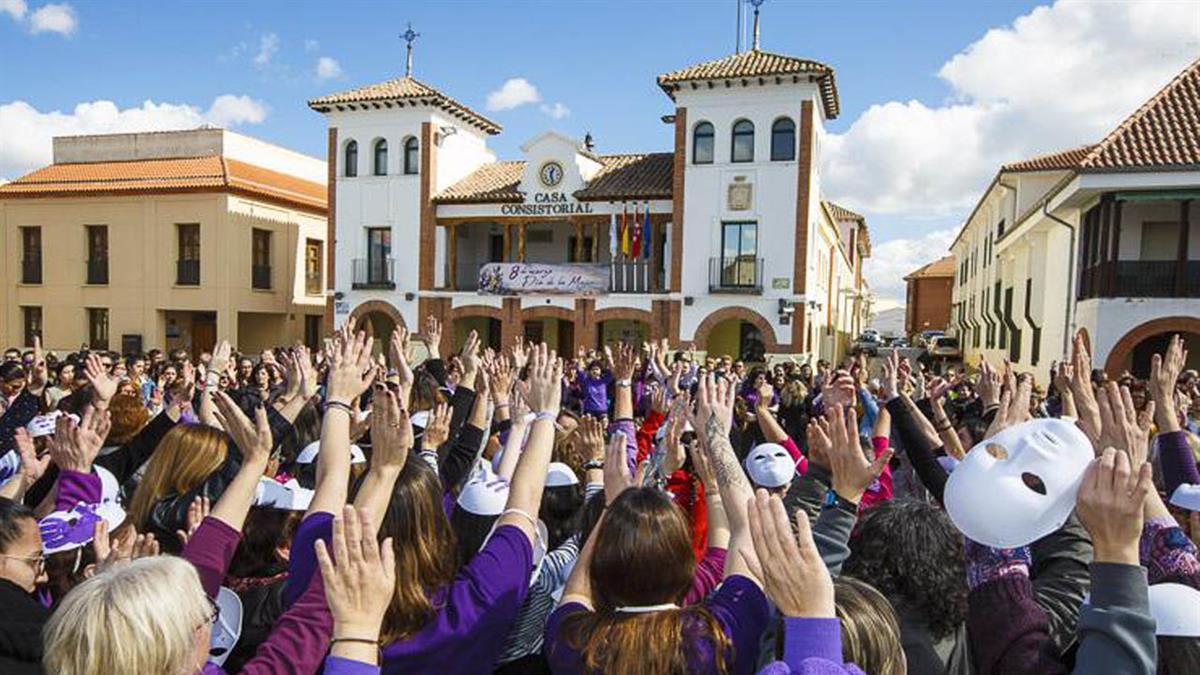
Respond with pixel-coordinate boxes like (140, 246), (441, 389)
(748, 0), (764, 51)
(402, 23), (420, 77)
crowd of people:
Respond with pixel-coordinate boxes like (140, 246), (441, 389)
(0, 315), (1197, 674)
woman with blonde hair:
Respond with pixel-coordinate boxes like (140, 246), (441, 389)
(834, 577), (906, 675)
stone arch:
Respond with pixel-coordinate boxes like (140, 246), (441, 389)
(692, 307), (780, 353)
(1104, 316), (1200, 376)
(448, 304), (504, 322)
(520, 305), (577, 323)
(347, 299), (405, 333)
(594, 306), (657, 348)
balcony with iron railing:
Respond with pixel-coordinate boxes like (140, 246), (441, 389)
(176, 259), (200, 286)
(352, 257), (396, 290)
(252, 265), (272, 290)
(21, 258), (41, 284)
(1078, 260), (1200, 299)
(86, 259), (108, 285)
(709, 257), (763, 293)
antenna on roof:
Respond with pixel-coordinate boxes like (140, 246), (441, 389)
(749, 0), (764, 51)
(401, 23), (420, 77)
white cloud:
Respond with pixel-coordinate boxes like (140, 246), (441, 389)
(486, 78), (541, 111)
(0, 0), (27, 21)
(0, 96), (269, 178)
(824, 0), (1200, 219)
(304, 39), (319, 52)
(315, 56), (342, 80)
(864, 228), (959, 302)
(253, 32), (279, 67)
(540, 102), (570, 119)
(29, 2), (75, 35)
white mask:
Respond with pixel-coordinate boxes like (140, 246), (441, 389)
(1149, 583), (1200, 637)
(946, 418), (1093, 548)
(744, 443), (796, 489)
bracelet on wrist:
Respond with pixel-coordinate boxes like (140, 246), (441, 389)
(325, 400), (353, 415)
(532, 410), (558, 424)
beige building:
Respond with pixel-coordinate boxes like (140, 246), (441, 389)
(0, 128), (328, 355)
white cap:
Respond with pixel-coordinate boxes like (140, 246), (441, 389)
(1168, 483), (1200, 512)
(945, 418), (1093, 548)
(38, 501), (127, 555)
(1148, 583), (1200, 637)
(743, 443), (796, 489)
(209, 587), (244, 666)
(253, 478), (314, 511)
(295, 441), (366, 465)
(95, 465), (120, 504)
(456, 465), (510, 516)
(546, 462), (579, 487)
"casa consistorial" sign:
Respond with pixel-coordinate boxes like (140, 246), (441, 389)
(500, 191), (595, 216)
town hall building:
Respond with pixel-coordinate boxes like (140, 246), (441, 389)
(309, 42), (871, 361)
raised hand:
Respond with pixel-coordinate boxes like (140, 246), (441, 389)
(209, 340), (233, 383)
(175, 496), (210, 547)
(691, 373), (735, 439)
(458, 330), (482, 387)
(326, 331), (376, 405)
(423, 315), (443, 359)
(578, 415), (605, 463)
(368, 387), (413, 470)
(420, 402), (451, 452)
(816, 404), (892, 503)
(212, 391), (273, 467)
(84, 353), (118, 406)
(522, 343), (562, 414)
(1076, 447), (1153, 565)
(48, 408), (111, 473)
(27, 337), (48, 394)
(1149, 334), (1186, 432)
(13, 428), (50, 487)
(295, 345), (320, 401)
(976, 357), (1001, 408)
(745, 490), (835, 617)
(603, 431), (636, 504)
(485, 354), (514, 405)
(822, 370), (857, 410)
(510, 335), (530, 371)
(880, 350), (900, 401)
(611, 342), (637, 381)
(316, 506), (396, 649)
(1068, 334), (1102, 443)
(983, 373), (1033, 440)
(93, 521), (158, 570)
(1096, 382), (1154, 465)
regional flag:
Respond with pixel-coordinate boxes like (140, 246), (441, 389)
(631, 201), (642, 258)
(609, 211), (618, 259)
(642, 201), (652, 259)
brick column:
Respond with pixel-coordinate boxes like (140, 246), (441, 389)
(575, 298), (597, 352)
(500, 298), (521, 349)
(791, 101), (815, 350)
(671, 107), (687, 292)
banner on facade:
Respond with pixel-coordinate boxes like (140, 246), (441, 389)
(477, 262), (609, 296)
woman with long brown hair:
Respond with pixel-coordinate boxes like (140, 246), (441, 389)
(546, 374), (769, 675)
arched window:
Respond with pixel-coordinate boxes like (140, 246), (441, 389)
(731, 120), (754, 163)
(344, 140), (358, 177)
(373, 139), (388, 176)
(403, 137), (419, 175)
(692, 121), (714, 164)
(770, 118), (795, 161)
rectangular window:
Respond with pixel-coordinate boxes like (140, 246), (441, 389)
(22, 306), (42, 347)
(87, 308), (109, 350)
(86, 225), (109, 284)
(304, 315), (322, 349)
(305, 239), (323, 295)
(252, 228), (272, 289)
(176, 223), (200, 285)
(567, 236), (595, 263)
(720, 221), (758, 287)
(20, 227), (41, 284)
(367, 227), (391, 284)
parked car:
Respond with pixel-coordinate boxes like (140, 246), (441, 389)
(928, 335), (961, 360)
(851, 332), (883, 356)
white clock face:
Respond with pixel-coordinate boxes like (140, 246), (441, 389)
(539, 161), (564, 187)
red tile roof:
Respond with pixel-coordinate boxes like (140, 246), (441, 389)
(658, 49), (840, 119)
(1079, 58), (1200, 170)
(434, 154), (674, 205)
(824, 201), (864, 222)
(0, 155), (326, 212)
(904, 254), (956, 280)
(308, 76), (501, 135)
(1002, 145), (1097, 172)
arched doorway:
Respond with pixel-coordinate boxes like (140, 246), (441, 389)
(1104, 316), (1200, 378)
(594, 307), (655, 350)
(522, 306), (576, 356)
(347, 300), (405, 356)
(693, 307), (778, 363)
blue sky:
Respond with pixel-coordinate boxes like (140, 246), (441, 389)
(2, 0), (1197, 302)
